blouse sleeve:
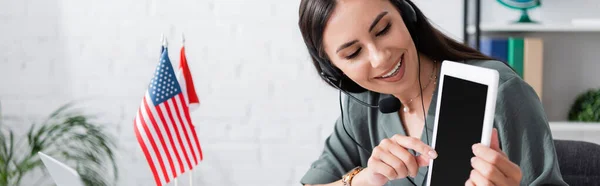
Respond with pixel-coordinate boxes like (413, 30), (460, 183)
(300, 115), (362, 185)
(494, 77), (568, 185)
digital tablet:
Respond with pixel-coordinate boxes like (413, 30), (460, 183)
(425, 60), (499, 186)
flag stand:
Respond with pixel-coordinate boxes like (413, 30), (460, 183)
(190, 169), (193, 186)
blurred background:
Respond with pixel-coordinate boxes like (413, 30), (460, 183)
(1, 0), (599, 186)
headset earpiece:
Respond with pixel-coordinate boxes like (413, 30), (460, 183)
(394, 0), (418, 42)
(320, 72), (338, 88)
(313, 47), (366, 93)
(397, 0), (417, 24)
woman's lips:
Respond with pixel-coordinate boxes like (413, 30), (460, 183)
(375, 53), (405, 82)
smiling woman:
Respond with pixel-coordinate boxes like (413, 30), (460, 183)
(297, 0), (569, 186)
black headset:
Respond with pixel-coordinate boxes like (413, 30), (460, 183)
(315, 0), (419, 94)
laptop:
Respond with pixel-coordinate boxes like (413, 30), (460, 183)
(38, 152), (85, 186)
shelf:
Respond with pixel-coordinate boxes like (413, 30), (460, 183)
(467, 23), (600, 34)
(549, 121), (600, 131)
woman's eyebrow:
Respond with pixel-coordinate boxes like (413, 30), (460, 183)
(336, 40), (358, 53)
(369, 11), (388, 32)
(335, 11), (389, 53)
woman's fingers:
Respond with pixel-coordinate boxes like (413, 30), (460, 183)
(469, 169), (496, 186)
(373, 145), (408, 179)
(490, 128), (502, 153)
(472, 144), (520, 179)
(468, 128), (522, 185)
(385, 141), (419, 177)
(465, 179), (476, 186)
(368, 155), (398, 180)
(416, 154), (431, 167)
(391, 134), (438, 160)
(367, 135), (438, 183)
(471, 157), (508, 185)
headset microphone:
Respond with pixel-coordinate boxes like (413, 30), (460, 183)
(379, 97), (402, 113)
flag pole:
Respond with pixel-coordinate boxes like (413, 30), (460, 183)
(160, 33), (164, 56)
(182, 33), (185, 47)
(163, 35), (168, 49)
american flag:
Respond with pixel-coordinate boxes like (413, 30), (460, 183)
(134, 48), (203, 186)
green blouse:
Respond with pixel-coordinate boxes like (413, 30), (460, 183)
(300, 60), (568, 186)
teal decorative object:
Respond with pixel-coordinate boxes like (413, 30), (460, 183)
(568, 88), (600, 122)
(497, 0), (541, 23)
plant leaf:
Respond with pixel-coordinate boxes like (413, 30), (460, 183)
(0, 128), (10, 186)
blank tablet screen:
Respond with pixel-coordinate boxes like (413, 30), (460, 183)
(429, 75), (488, 185)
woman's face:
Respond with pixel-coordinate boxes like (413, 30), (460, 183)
(322, 0), (419, 95)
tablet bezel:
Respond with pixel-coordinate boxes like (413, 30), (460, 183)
(425, 60), (499, 186)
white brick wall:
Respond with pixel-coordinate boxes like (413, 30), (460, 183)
(0, 0), (344, 185)
(3, 0), (598, 186)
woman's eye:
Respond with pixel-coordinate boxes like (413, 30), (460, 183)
(376, 23), (391, 37)
(345, 48), (362, 59)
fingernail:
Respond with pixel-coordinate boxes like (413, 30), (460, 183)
(428, 150), (438, 159)
(472, 144), (478, 152)
(471, 157), (475, 164)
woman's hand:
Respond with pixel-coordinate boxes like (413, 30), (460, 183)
(466, 128), (522, 186)
(355, 134), (438, 186)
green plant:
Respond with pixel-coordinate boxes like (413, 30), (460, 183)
(0, 102), (119, 186)
(568, 88), (600, 122)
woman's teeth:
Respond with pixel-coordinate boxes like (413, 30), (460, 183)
(380, 60), (402, 78)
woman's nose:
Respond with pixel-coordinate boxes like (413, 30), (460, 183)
(367, 45), (391, 69)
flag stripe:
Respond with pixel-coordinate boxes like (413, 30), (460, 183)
(175, 99), (201, 166)
(156, 104), (186, 174)
(148, 100), (183, 176)
(136, 109), (166, 185)
(134, 113), (161, 186)
(184, 110), (203, 161)
(172, 95), (198, 165)
(174, 95), (199, 164)
(143, 97), (177, 178)
(164, 100), (193, 169)
(178, 94), (204, 161)
(168, 99), (196, 166)
(138, 108), (170, 183)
